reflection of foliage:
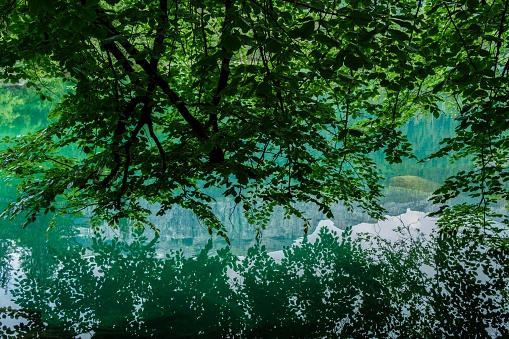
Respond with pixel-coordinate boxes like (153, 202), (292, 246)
(0, 306), (45, 338)
(0, 240), (13, 290)
(0, 85), (51, 132)
(431, 237), (509, 337)
(0, 88), (23, 126)
(389, 175), (440, 193)
(9, 227), (509, 338)
(0, 79), (67, 134)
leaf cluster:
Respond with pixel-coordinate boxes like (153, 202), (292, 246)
(0, 0), (508, 234)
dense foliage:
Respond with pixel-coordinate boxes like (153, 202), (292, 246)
(0, 0), (508, 236)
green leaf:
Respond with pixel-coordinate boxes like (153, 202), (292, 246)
(299, 20), (315, 39)
(222, 34), (241, 52)
(256, 81), (272, 96)
(433, 80), (446, 93)
(388, 29), (409, 41)
(338, 72), (355, 81)
(336, 129), (348, 140)
(314, 34), (338, 47)
(265, 38), (282, 53)
(483, 35), (503, 43)
(348, 129), (363, 137)
(236, 171), (248, 185)
(427, 4), (441, 15)
(344, 54), (363, 70)
(428, 26), (439, 36)
(391, 18), (415, 31)
(290, 20), (315, 39)
(467, 0), (479, 8)
(82, 9), (97, 22)
(70, 19), (86, 32)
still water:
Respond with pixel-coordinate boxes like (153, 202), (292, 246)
(1, 205), (508, 338)
(0, 86), (507, 337)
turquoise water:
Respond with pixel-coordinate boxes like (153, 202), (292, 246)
(1, 212), (507, 338)
(0, 85), (507, 337)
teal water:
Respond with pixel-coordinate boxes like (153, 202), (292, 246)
(1, 211), (507, 338)
(0, 85), (507, 337)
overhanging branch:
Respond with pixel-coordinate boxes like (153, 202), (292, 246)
(96, 13), (209, 141)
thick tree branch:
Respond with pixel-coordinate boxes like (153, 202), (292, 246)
(100, 95), (145, 186)
(205, 0), (235, 164)
(147, 117), (167, 180)
(116, 92), (155, 204)
(96, 14), (209, 141)
(151, 0), (168, 70)
(212, 0), (233, 108)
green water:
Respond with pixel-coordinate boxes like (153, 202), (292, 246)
(0, 85), (507, 337)
(1, 215), (507, 338)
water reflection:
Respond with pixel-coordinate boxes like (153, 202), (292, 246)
(1, 213), (507, 338)
(0, 89), (506, 336)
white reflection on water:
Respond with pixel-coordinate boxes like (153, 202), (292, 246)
(268, 209), (437, 263)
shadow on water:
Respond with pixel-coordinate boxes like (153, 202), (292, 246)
(0, 219), (507, 338)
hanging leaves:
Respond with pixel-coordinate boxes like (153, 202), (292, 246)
(0, 0), (507, 235)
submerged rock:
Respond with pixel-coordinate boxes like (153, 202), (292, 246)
(389, 175), (440, 193)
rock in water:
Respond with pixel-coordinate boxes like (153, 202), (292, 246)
(389, 175), (440, 193)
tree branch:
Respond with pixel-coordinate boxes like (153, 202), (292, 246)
(151, 0), (168, 70)
(443, 2), (479, 72)
(100, 95), (145, 186)
(95, 13), (210, 141)
(495, 0), (509, 76)
(212, 0), (233, 108)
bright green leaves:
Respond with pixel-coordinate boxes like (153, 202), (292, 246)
(2, 0), (509, 236)
(421, 0), (509, 226)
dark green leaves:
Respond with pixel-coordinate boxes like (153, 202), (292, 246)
(265, 38), (283, 53)
(1, 0), (508, 236)
(288, 20), (315, 39)
(222, 34), (242, 52)
(344, 53), (364, 70)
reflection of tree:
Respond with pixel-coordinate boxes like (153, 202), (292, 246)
(431, 237), (509, 337)
(0, 88), (22, 126)
(0, 240), (13, 290)
(0, 306), (44, 338)
(0, 80), (67, 135)
(9, 227), (509, 337)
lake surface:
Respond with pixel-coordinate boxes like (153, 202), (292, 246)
(1, 206), (507, 338)
(0, 86), (507, 337)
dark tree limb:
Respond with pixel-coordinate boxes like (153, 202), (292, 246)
(95, 14), (210, 141)
(100, 95), (145, 186)
(206, 0), (235, 164)
(151, 0), (168, 70)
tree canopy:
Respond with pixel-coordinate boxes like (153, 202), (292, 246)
(0, 0), (508, 239)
